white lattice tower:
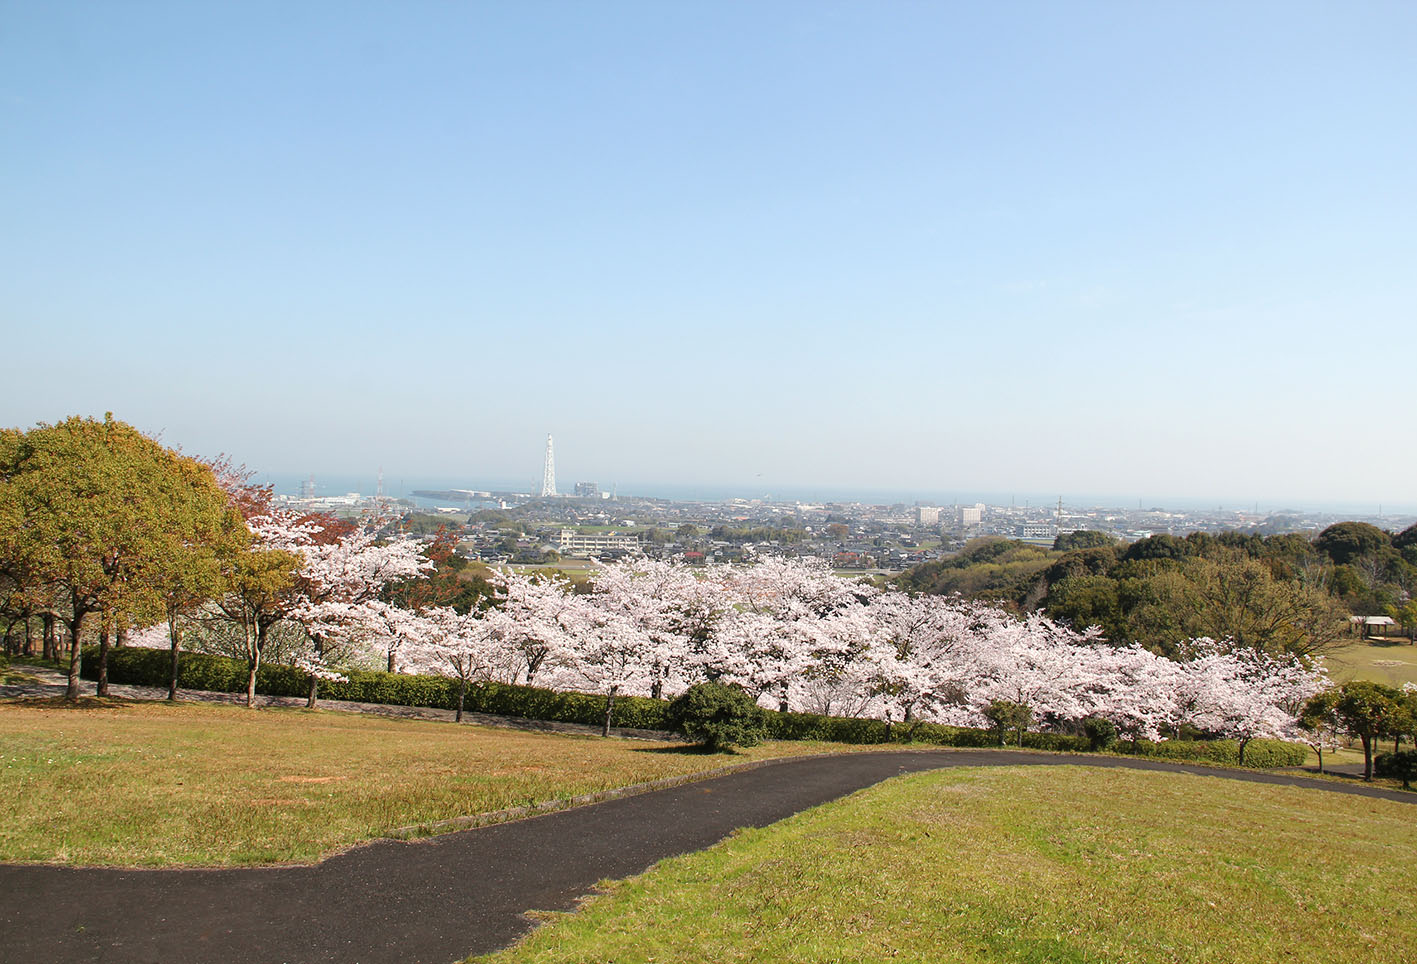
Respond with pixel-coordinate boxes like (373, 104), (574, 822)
(540, 434), (557, 497)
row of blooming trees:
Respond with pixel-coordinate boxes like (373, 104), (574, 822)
(153, 538), (1326, 750)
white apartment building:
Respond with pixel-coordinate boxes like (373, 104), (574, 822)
(558, 529), (640, 556)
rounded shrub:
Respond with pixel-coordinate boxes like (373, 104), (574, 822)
(669, 682), (768, 752)
(1083, 715), (1118, 751)
(983, 699), (1033, 746)
(1375, 750), (1417, 789)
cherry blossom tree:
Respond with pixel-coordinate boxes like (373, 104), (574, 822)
(723, 555), (875, 710)
(279, 513), (433, 705)
(1084, 643), (1186, 744)
(1179, 641), (1328, 764)
(563, 602), (653, 736)
(589, 555), (732, 698)
(488, 569), (583, 686)
(402, 607), (496, 721)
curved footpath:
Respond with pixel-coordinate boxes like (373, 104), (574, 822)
(1, 751), (1412, 964)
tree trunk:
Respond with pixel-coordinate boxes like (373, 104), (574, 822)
(1316, 746), (1324, 774)
(387, 650), (396, 674)
(602, 689), (618, 738)
(64, 614), (85, 702)
(306, 636), (322, 709)
(1362, 734), (1373, 781)
(23, 615), (35, 657)
(247, 655), (260, 708)
(42, 613), (56, 661)
(167, 642), (180, 701)
(456, 678), (467, 723)
(167, 613), (184, 700)
(96, 625), (111, 698)
(247, 621), (268, 708)
(115, 626), (127, 648)
(651, 678), (663, 700)
(1238, 737), (1249, 767)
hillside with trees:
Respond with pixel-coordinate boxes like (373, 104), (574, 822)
(898, 525), (1417, 656)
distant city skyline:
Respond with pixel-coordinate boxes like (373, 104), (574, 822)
(260, 469), (1416, 520)
(3, 3), (1414, 507)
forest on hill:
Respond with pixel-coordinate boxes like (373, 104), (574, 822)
(896, 522), (1417, 656)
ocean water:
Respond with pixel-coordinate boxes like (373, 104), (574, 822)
(258, 473), (1410, 517)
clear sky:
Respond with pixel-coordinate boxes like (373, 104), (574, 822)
(3, 2), (1414, 509)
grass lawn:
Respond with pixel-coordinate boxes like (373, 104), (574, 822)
(0, 698), (851, 867)
(1324, 639), (1417, 688)
(478, 766), (1417, 964)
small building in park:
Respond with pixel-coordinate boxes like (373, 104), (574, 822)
(1363, 615), (1397, 639)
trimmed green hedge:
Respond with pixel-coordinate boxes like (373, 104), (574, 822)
(1119, 737), (1307, 768)
(78, 647), (1307, 766)
(79, 647), (674, 730)
(767, 711), (891, 744)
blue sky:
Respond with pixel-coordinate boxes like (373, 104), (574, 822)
(3, 2), (1414, 509)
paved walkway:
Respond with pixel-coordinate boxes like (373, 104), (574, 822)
(0, 749), (1411, 964)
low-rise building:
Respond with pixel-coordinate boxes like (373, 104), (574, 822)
(558, 528), (640, 556)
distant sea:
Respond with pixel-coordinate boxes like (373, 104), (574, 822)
(258, 473), (1412, 518)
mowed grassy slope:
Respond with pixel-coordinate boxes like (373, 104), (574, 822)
(479, 767), (1417, 964)
(1324, 639), (1417, 688)
(0, 699), (849, 867)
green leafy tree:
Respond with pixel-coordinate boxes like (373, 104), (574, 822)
(216, 547), (302, 707)
(1386, 600), (1417, 642)
(136, 457), (249, 699)
(1181, 551), (1347, 657)
(0, 415), (217, 701)
(1298, 689), (1343, 774)
(1053, 530), (1116, 551)
(1394, 523), (1417, 568)
(1324, 681), (1403, 781)
(1314, 522), (1392, 567)
(1046, 574), (1123, 639)
(1121, 534), (1189, 563)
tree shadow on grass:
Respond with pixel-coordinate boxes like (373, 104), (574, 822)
(632, 743), (740, 756)
(1, 695), (140, 711)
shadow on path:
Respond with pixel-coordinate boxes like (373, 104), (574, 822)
(0, 750), (1411, 964)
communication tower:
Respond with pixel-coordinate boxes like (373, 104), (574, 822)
(540, 434), (557, 497)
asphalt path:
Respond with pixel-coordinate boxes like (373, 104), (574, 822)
(1, 750), (1412, 964)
